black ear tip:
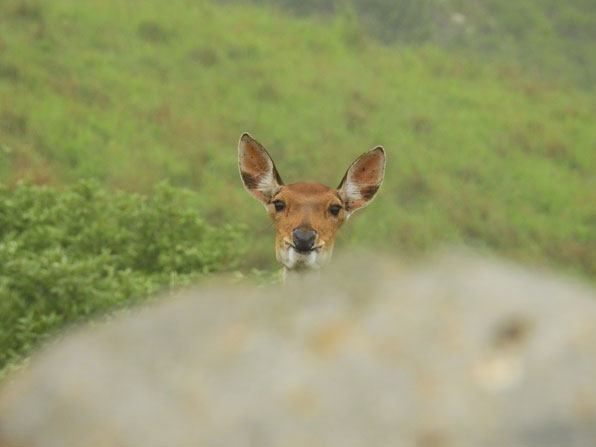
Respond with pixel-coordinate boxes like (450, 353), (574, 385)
(372, 147), (386, 164)
(240, 132), (253, 142)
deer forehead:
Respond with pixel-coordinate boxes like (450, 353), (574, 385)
(275, 182), (341, 207)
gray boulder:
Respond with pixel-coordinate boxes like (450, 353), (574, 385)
(1, 253), (596, 447)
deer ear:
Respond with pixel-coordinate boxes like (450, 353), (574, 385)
(337, 146), (385, 214)
(238, 133), (284, 205)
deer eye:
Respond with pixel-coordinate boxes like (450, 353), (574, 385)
(273, 200), (285, 212)
(329, 204), (342, 216)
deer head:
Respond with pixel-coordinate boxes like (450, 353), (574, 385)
(238, 133), (385, 274)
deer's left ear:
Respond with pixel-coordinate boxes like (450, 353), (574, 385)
(337, 146), (385, 214)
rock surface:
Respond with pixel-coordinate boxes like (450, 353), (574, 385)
(1, 254), (596, 447)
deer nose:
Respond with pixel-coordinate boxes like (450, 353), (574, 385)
(292, 229), (317, 252)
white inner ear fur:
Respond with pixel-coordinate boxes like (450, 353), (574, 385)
(257, 168), (282, 209)
(344, 177), (362, 200)
(256, 169), (274, 193)
(341, 175), (364, 218)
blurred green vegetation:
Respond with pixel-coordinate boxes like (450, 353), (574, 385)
(0, 1), (593, 261)
(247, 0), (596, 88)
(0, 180), (247, 373)
(0, 0), (594, 375)
(0, 0), (594, 274)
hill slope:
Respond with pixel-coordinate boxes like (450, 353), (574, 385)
(251, 0), (596, 88)
(0, 0), (595, 277)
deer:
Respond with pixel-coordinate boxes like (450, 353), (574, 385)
(238, 133), (385, 281)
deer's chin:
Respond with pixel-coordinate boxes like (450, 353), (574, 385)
(277, 245), (330, 271)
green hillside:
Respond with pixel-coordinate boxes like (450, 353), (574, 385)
(251, 0), (596, 88)
(1, 0), (595, 279)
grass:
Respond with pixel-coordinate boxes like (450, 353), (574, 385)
(0, 0), (595, 281)
(251, 0), (596, 89)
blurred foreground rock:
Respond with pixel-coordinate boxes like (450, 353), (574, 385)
(1, 253), (596, 447)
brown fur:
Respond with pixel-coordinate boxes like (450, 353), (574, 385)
(268, 182), (347, 264)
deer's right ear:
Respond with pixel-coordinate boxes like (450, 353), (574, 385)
(238, 133), (284, 205)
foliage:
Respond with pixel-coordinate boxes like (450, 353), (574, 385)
(247, 0), (596, 88)
(1, 0), (593, 278)
(0, 180), (247, 373)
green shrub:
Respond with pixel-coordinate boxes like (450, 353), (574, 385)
(0, 180), (248, 373)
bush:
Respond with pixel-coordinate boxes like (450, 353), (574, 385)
(0, 180), (248, 372)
